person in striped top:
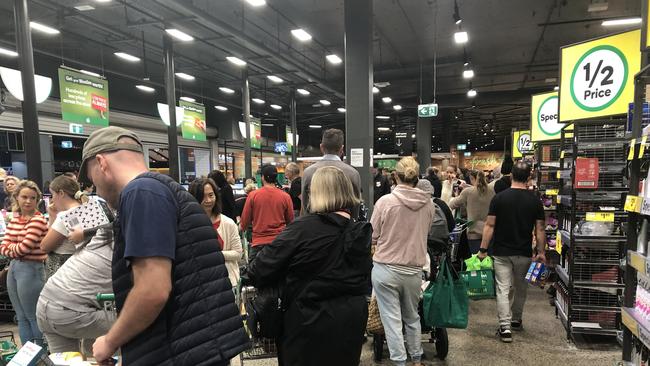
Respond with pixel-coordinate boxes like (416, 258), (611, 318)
(0, 180), (48, 346)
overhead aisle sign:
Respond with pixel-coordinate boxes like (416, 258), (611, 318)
(512, 130), (533, 158)
(285, 126), (293, 153)
(58, 67), (109, 126)
(179, 100), (206, 141)
(251, 118), (261, 149)
(559, 30), (641, 122)
(531, 91), (564, 141)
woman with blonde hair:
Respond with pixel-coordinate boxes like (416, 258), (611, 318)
(0, 180), (48, 345)
(3, 176), (19, 211)
(246, 166), (372, 365)
(450, 169), (495, 254)
(370, 157), (435, 366)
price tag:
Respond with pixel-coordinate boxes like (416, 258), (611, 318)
(585, 212), (615, 222)
(555, 231), (562, 255)
(556, 171), (561, 179)
(545, 189), (559, 196)
(625, 195), (642, 213)
(560, 151), (565, 159)
(641, 199), (650, 216)
(556, 195), (562, 204)
(640, 135), (648, 159)
(629, 138), (637, 160)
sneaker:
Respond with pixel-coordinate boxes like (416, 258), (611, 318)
(497, 326), (513, 343)
(511, 320), (523, 331)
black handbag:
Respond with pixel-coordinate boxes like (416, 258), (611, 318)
(249, 285), (284, 339)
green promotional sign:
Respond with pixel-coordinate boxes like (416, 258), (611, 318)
(251, 117), (261, 149)
(58, 67), (109, 126)
(376, 159), (397, 170)
(286, 126), (293, 153)
(179, 100), (207, 141)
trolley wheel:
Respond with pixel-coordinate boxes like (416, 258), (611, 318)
(433, 327), (448, 360)
(372, 334), (384, 362)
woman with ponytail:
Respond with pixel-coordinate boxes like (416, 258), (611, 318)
(450, 169), (495, 254)
(370, 157), (436, 366)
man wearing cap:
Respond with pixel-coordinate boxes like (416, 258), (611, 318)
(239, 164), (294, 262)
(79, 127), (248, 365)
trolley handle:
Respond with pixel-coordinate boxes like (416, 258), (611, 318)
(97, 293), (115, 302)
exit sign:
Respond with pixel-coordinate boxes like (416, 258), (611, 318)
(69, 123), (84, 135)
(418, 103), (438, 118)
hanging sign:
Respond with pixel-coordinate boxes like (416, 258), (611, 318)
(531, 91), (564, 141)
(251, 118), (262, 149)
(58, 67), (109, 126)
(512, 130), (533, 158)
(559, 30), (641, 122)
(417, 103), (438, 118)
(286, 126), (293, 153)
(179, 100), (207, 141)
(645, 0), (650, 50)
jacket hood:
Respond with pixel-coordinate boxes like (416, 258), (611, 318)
(392, 185), (431, 211)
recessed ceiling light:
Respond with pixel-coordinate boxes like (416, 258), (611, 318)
(463, 69), (474, 79)
(30, 22), (60, 35)
(467, 88), (477, 97)
(267, 75), (283, 83)
(309, 125), (322, 129)
(215, 105), (228, 111)
(219, 87), (235, 94)
(114, 52), (140, 62)
(372, 86), (380, 94)
(454, 31), (469, 44)
(252, 98), (265, 104)
(376, 115), (390, 120)
(165, 29), (194, 42)
(337, 107), (346, 113)
(319, 99), (331, 106)
(326, 54), (342, 64)
(297, 88), (310, 95)
(180, 96), (196, 103)
(291, 29), (312, 42)
(411, 134), (416, 139)
(80, 69), (101, 77)
(377, 127), (391, 132)
(393, 105), (402, 111)
(175, 72), (195, 81)
(261, 123), (274, 127)
(270, 104), (282, 110)
(226, 56), (247, 66)
(602, 17), (642, 26)
(0, 47), (18, 57)
(135, 85), (155, 93)
(245, 0), (266, 7)
(74, 5), (95, 11)
(382, 97), (392, 103)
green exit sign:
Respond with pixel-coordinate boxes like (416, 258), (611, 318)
(69, 123), (84, 135)
(418, 103), (438, 118)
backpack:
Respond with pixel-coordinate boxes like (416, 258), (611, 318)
(427, 200), (450, 253)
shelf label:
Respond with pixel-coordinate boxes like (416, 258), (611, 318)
(625, 195), (642, 213)
(641, 199), (650, 216)
(640, 135), (648, 158)
(545, 189), (559, 196)
(556, 170), (561, 179)
(556, 195), (562, 204)
(629, 138), (637, 160)
(556, 231), (562, 255)
(560, 151), (566, 159)
(585, 212), (615, 222)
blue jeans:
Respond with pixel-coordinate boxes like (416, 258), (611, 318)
(7, 260), (45, 345)
(372, 263), (423, 366)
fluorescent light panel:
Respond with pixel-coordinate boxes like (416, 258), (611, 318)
(554, 86), (559, 91)
(270, 104), (282, 110)
(326, 54), (342, 64)
(393, 105), (402, 111)
(165, 28), (194, 42)
(372, 86), (380, 94)
(376, 115), (390, 120)
(219, 87), (235, 94)
(602, 17), (642, 26)
(252, 98), (265, 104)
(135, 85), (155, 93)
(175, 72), (195, 80)
(0, 47), (18, 57)
(319, 99), (331, 106)
(463, 69), (474, 78)
(80, 69), (101, 77)
(377, 127), (391, 131)
(226, 56), (247, 66)
(180, 96), (196, 102)
(467, 89), (477, 97)
(291, 29), (312, 42)
(215, 105), (228, 111)
(297, 88), (310, 95)
(30, 22), (60, 35)
(454, 31), (468, 44)
(114, 52), (140, 62)
(382, 97), (392, 103)
(337, 107), (346, 113)
(267, 75), (283, 83)
(309, 125), (322, 129)
(74, 5), (95, 11)
(245, 0), (266, 6)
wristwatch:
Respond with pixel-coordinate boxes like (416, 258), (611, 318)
(479, 248), (488, 254)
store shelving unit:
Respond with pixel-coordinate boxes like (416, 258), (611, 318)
(536, 140), (562, 258)
(554, 119), (628, 340)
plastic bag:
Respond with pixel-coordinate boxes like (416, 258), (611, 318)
(464, 254), (493, 271)
(423, 255), (469, 329)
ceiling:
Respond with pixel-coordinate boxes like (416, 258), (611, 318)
(0, 0), (643, 153)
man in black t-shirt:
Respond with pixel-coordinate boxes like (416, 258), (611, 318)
(479, 161), (546, 343)
(285, 162), (302, 218)
(372, 163), (391, 203)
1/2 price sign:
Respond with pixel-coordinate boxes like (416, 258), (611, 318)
(559, 30), (640, 122)
(512, 130), (533, 158)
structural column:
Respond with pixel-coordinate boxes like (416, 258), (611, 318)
(14, 0), (42, 186)
(163, 34), (180, 182)
(416, 71), (434, 175)
(344, 0), (373, 211)
(242, 69), (252, 178)
(289, 88), (297, 162)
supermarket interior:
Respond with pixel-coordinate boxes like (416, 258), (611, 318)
(1, 0), (650, 365)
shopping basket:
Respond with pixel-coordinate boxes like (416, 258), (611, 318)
(459, 269), (496, 299)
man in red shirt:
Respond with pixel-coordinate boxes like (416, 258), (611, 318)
(240, 165), (294, 262)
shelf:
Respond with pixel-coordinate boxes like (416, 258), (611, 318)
(556, 298), (569, 331)
(557, 265), (570, 285)
(622, 307), (650, 350)
(628, 250), (649, 275)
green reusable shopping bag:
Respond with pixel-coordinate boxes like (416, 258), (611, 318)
(461, 255), (495, 300)
(423, 255), (469, 329)
(464, 254), (493, 271)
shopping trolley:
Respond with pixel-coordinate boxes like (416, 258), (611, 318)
(239, 286), (277, 365)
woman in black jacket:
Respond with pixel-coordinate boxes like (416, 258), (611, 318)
(208, 170), (236, 220)
(246, 166), (372, 366)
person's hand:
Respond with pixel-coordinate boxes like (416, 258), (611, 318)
(533, 251), (547, 265)
(93, 335), (117, 364)
(477, 251), (488, 260)
(68, 227), (85, 244)
(47, 203), (57, 218)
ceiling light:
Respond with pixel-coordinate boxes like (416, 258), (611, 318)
(135, 85), (155, 93)
(0, 47), (18, 57)
(463, 69), (474, 79)
(175, 72), (195, 80)
(226, 56), (247, 66)
(219, 87), (235, 94)
(326, 54), (343, 64)
(376, 115), (390, 120)
(291, 29), (312, 42)
(252, 98), (265, 104)
(114, 52), (140, 62)
(373, 86), (380, 94)
(270, 104), (282, 110)
(267, 75), (283, 83)
(261, 123), (274, 127)
(309, 125), (322, 129)
(412, 134), (416, 139)
(30, 22), (60, 35)
(297, 88), (310, 95)
(454, 31), (469, 44)
(467, 88), (477, 98)
(602, 17), (642, 27)
(245, 0), (266, 7)
(93, 0), (112, 2)
(378, 127), (391, 132)
(215, 105), (228, 111)
(165, 29), (194, 42)
(554, 86), (559, 91)
(320, 99), (331, 106)
(453, 13), (462, 25)
(80, 69), (101, 77)
(464, 60), (469, 67)
(337, 107), (346, 113)
(74, 5), (95, 11)
(382, 97), (392, 103)
(393, 105), (402, 111)
(180, 96), (196, 103)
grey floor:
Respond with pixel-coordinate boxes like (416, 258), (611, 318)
(236, 287), (621, 366)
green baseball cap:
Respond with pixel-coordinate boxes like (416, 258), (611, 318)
(79, 126), (143, 183)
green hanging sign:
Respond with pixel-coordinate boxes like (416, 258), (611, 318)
(251, 117), (261, 149)
(179, 100), (207, 141)
(58, 67), (109, 126)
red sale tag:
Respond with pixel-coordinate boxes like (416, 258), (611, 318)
(91, 94), (107, 112)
